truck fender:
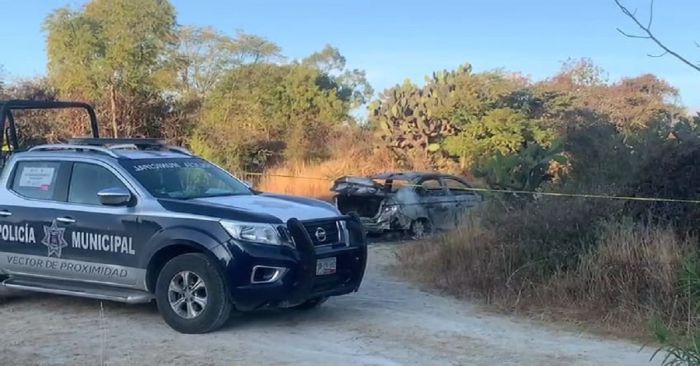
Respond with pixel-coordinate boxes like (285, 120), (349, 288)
(141, 226), (233, 292)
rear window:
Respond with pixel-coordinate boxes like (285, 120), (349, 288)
(10, 161), (61, 200)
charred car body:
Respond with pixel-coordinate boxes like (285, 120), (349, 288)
(332, 172), (482, 238)
(0, 100), (367, 334)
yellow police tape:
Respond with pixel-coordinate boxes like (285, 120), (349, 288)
(238, 171), (700, 205)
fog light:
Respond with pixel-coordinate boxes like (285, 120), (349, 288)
(250, 265), (287, 284)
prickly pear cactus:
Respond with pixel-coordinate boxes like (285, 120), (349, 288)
(370, 70), (463, 162)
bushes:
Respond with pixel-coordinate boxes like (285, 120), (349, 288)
(574, 221), (691, 324)
(398, 199), (696, 336)
(399, 197), (613, 300)
(628, 131), (700, 234)
(482, 197), (621, 282)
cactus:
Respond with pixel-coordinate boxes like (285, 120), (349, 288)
(371, 78), (459, 160)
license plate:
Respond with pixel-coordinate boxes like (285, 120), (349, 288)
(316, 257), (336, 276)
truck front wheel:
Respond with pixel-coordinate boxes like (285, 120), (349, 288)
(155, 253), (232, 334)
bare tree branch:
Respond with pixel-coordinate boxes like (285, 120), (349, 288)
(614, 0), (700, 72)
(648, 51), (669, 58)
(616, 28), (649, 39)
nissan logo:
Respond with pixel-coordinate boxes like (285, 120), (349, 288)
(314, 227), (327, 242)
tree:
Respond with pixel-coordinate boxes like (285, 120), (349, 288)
(233, 31), (282, 65)
(44, 0), (177, 137)
(303, 45), (373, 108)
(189, 44), (371, 172)
(370, 65), (539, 169)
(192, 55), (362, 172)
(539, 60), (681, 134)
(444, 108), (556, 168)
(173, 27), (282, 99)
(614, 0), (700, 73)
(173, 26), (236, 99)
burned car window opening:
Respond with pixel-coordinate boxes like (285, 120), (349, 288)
(443, 178), (475, 196)
(419, 179), (445, 196)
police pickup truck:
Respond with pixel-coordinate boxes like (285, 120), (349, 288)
(0, 100), (367, 333)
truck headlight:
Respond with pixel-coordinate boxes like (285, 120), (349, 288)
(220, 220), (291, 246)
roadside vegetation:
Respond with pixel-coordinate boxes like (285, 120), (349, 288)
(1, 0), (700, 362)
(397, 201), (697, 337)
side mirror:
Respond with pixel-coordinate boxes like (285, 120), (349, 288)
(97, 187), (132, 206)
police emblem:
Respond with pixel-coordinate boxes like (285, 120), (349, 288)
(41, 220), (68, 258)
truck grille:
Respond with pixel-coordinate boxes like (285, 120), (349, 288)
(303, 221), (341, 246)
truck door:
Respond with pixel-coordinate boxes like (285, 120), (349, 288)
(56, 161), (155, 289)
(0, 160), (72, 275)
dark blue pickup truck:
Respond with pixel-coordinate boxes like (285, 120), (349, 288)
(0, 100), (367, 333)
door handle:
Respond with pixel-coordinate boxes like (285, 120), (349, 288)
(0, 210), (11, 217)
(56, 217), (76, 224)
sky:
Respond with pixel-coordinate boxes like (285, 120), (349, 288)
(0, 0), (698, 110)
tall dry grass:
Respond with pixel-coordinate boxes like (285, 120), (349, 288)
(397, 199), (697, 337)
(254, 131), (400, 199)
(246, 124), (466, 199)
(574, 221), (689, 323)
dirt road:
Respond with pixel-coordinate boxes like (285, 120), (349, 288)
(1, 243), (654, 366)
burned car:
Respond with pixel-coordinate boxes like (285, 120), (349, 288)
(332, 172), (482, 238)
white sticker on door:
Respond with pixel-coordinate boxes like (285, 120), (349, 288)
(18, 167), (55, 188)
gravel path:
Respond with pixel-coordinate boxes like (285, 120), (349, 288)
(0, 243), (655, 366)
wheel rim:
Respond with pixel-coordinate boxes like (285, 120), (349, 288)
(412, 220), (426, 238)
(168, 271), (208, 319)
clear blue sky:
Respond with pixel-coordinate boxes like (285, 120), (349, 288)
(0, 0), (698, 110)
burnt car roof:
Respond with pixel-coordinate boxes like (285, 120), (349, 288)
(371, 171), (451, 181)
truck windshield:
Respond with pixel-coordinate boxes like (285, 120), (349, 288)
(121, 158), (252, 199)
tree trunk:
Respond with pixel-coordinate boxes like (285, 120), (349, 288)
(110, 83), (118, 138)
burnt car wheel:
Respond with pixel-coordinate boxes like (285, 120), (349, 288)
(409, 219), (432, 239)
(155, 253), (232, 334)
(290, 297), (328, 310)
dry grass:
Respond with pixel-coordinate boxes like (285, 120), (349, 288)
(397, 200), (698, 339)
(574, 222), (688, 321)
(253, 147), (399, 200)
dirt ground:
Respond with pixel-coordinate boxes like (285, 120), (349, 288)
(1, 242), (655, 366)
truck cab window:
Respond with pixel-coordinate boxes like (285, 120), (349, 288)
(10, 161), (61, 200)
(68, 163), (128, 205)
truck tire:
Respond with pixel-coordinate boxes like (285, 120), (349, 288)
(155, 253), (232, 334)
(290, 296), (328, 310)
